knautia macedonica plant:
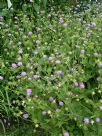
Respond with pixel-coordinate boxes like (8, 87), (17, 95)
(1, 1), (102, 136)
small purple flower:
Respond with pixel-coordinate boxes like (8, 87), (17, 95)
(18, 62), (22, 66)
(29, 0), (33, 2)
(14, 16), (18, 19)
(79, 82), (85, 89)
(96, 77), (100, 81)
(28, 77), (32, 80)
(55, 60), (61, 64)
(64, 132), (69, 136)
(0, 22), (3, 25)
(92, 22), (96, 27)
(95, 117), (100, 123)
(57, 70), (63, 76)
(11, 63), (17, 68)
(74, 81), (78, 87)
(93, 52), (98, 57)
(59, 101), (64, 106)
(28, 31), (32, 35)
(80, 50), (85, 54)
(59, 18), (64, 24)
(84, 117), (89, 124)
(49, 97), (53, 102)
(48, 56), (53, 61)
(83, 40), (87, 44)
(18, 49), (23, 54)
(33, 75), (38, 79)
(0, 76), (3, 80)
(21, 71), (26, 76)
(54, 14), (58, 17)
(69, 91), (73, 96)
(23, 113), (29, 119)
(99, 106), (102, 110)
(0, 16), (3, 19)
(56, 109), (59, 112)
(42, 111), (47, 116)
(48, 14), (51, 17)
(26, 88), (32, 96)
(98, 62), (102, 67)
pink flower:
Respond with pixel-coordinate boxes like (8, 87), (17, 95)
(79, 82), (85, 89)
(18, 49), (23, 54)
(18, 62), (22, 66)
(92, 22), (96, 27)
(33, 75), (38, 79)
(26, 88), (32, 96)
(59, 101), (64, 106)
(84, 117), (89, 124)
(95, 117), (100, 123)
(57, 70), (63, 76)
(74, 81), (78, 87)
(28, 32), (32, 35)
(98, 62), (102, 67)
(48, 57), (53, 61)
(80, 50), (85, 54)
(59, 18), (64, 23)
(21, 71), (26, 76)
(28, 77), (32, 80)
(0, 76), (3, 80)
(64, 132), (69, 136)
(11, 63), (17, 68)
(49, 97), (53, 101)
(99, 106), (102, 110)
(29, 0), (33, 2)
(55, 60), (61, 64)
(42, 111), (47, 116)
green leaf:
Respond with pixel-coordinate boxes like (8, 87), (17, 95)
(7, 0), (12, 9)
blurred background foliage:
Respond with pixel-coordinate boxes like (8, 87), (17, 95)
(0, 0), (100, 14)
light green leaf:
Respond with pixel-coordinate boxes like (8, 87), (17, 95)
(7, 0), (12, 9)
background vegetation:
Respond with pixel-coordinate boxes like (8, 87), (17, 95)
(0, 0), (102, 136)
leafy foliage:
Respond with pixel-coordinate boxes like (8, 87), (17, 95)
(0, 1), (102, 136)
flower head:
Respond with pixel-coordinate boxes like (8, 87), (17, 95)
(49, 97), (53, 102)
(74, 81), (78, 87)
(55, 60), (61, 64)
(18, 49), (23, 54)
(0, 76), (3, 80)
(92, 22), (96, 27)
(57, 70), (63, 76)
(99, 106), (102, 110)
(42, 111), (47, 116)
(21, 71), (26, 76)
(98, 62), (102, 67)
(64, 132), (69, 136)
(28, 31), (32, 35)
(84, 117), (89, 124)
(95, 117), (100, 123)
(18, 62), (22, 66)
(79, 82), (85, 89)
(80, 50), (85, 54)
(23, 113), (29, 119)
(59, 101), (64, 106)
(26, 88), (32, 96)
(33, 75), (38, 79)
(12, 63), (17, 68)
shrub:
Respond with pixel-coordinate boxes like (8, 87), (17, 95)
(0, 1), (102, 136)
